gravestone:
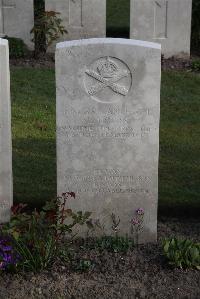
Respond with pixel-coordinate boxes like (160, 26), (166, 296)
(56, 38), (161, 243)
(0, 0), (34, 49)
(130, 0), (192, 58)
(0, 38), (12, 223)
(45, 0), (106, 51)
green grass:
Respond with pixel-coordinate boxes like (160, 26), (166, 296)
(159, 71), (200, 216)
(107, 0), (130, 38)
(11, 68), (200, 216)
(11, 68), (56, 207)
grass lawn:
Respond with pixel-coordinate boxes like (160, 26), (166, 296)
(11, 68), (200, 216)
(107, 0), (130, 37)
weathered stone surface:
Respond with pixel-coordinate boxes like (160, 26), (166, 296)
(45, 0), (106, 52)
(56, 38), (161, 243)
(0, 0), (34, 49)
(130, 0), (192, 58)
(0, 38), (12, 223)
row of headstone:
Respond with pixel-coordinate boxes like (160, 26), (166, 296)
(48, 0), (192, 58)
(0, 0), (192, 58)
(0, 36), (161, 243)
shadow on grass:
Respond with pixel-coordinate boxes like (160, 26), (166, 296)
(107, 27), (129, 39)
(158, 204), (200, 219)
(159, 137), (200, 218)
(12, 137), (200, 218)
(13, 137), (56, 209)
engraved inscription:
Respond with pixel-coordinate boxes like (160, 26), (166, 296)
(84, 57), (132, 103)
(63, 105), (151, 121)
(2, 0), (15, 8)
(57, 104), (156, 141)
(154, 0), (168, 39)
(57, 124), (156, 139)
(64, 171), (151, 194)
(69, 0), (83, 27)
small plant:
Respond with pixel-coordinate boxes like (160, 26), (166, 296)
(31, 11), (67, 55)
(5, 36), (28, 59)
(130, 208), (144, 246)
(191, 59), (200, 72)
(0, 192), (92, 273)
(95, 235), (134, 253)
(163, 238), (200, 270)
(76, 259), (92, 272)
(111, 213), (120, 233)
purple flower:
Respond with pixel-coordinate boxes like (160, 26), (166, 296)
(131, 218), (139, 225)
(136, 208), (144, 215)
(0, 235), (20, 271)
(1, 245), (12, 251)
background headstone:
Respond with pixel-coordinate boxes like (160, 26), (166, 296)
(56, 38), (161, 243)
(45, 0), (106, 51)
(130, 0), (192, 58)
(0, 0), (34, 49)
(0, 38), (12, 223)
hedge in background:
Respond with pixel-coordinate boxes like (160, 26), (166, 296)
(192, 0), (200, 53)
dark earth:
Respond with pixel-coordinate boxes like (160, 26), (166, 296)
(0, 218), (199, 299)
(9, 55), (196, 72)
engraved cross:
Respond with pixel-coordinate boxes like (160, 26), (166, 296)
(85, 69), (130, 96)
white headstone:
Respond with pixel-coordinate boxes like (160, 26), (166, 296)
(56, 38), (161, 243)
(45, 0), (106, 52)
(0, 0), (34, 49)
(0, 38), (12, 223)
(130, 0), (192, 58)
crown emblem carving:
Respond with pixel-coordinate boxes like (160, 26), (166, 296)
(85, 56), (131, 98)
(97, 57), (119, 78)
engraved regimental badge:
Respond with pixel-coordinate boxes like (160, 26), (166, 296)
(84, 57), (132, 103)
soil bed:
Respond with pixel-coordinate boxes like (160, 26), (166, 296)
(0, 218), (199, 299)
(10, 55), (196, 72)
(10, 53), (55, 69)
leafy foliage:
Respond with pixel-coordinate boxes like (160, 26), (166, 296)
(34, 0), (45, 18)
(94, 235), (134, 253)
(31, 11), (67, 55)
(163, 238), (200, 270)
(192, 0), (200, 52)
(191, 59), (200, 72)
(76, 259), (92, 272)
(0, 193), (92, 273)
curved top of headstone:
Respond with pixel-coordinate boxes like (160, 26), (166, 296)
(0, 38), (8, 46)
(56, 38), (161, 50)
